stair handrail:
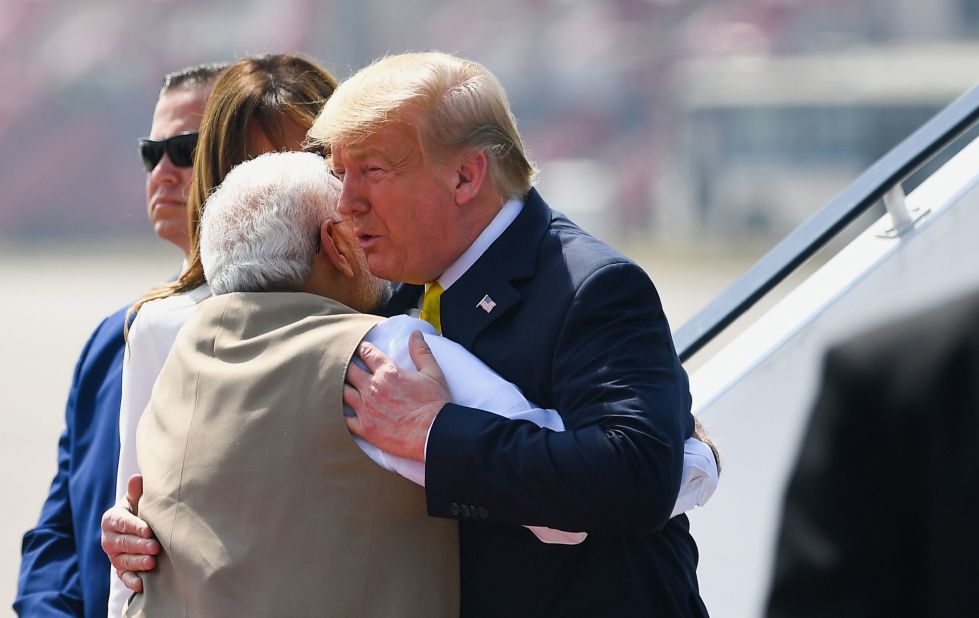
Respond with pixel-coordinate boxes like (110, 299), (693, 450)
(674, 83), (979, 363)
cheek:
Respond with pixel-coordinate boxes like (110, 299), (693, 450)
(175, 168), (194, 193)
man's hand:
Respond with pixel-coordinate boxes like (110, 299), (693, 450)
(344, 330), (450, 462)
(100, 474), (159, 592)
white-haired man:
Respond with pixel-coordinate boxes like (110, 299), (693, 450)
(125, 151), (717, 616)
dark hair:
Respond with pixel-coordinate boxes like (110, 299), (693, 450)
(161, 62), (230, 93)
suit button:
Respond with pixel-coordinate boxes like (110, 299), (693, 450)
(460, 504), (471, 519)
(450, 503), (460, 517)
(477, 507), (489, 520)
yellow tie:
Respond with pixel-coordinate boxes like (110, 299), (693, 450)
(419, 282), (444, 334)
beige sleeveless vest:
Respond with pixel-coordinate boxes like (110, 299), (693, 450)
(127, 292), (459, 617)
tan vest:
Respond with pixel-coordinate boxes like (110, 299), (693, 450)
(128, 292), (459, 617)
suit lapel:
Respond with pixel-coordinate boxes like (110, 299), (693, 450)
(441, 189), (551, 348)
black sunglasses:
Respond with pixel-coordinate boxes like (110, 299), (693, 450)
(138, 132), (199, 172)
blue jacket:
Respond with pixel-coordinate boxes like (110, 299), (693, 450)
(386, 189), (706, 617)
(16, 307), (124, 617)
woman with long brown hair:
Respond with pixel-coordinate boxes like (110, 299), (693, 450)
(108, 52), (336, 617)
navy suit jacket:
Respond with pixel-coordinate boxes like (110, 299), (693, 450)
(385, 189), (707, 617)
(16, 308), (124, 617)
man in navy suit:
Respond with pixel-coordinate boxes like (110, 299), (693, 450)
(15, 63), (224, 617)
(319, 52), (707, 617)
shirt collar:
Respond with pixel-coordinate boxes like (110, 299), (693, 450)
(435, 198), (523, 291)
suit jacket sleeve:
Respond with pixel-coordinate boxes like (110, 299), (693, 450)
(425, 261), (692, 535)
(15, 331), (96, 617)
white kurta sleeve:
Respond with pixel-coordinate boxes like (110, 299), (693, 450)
(354, 315), (719, 545)
(357, 316), (585, 544)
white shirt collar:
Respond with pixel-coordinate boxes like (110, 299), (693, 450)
(436, 198), (523, 291)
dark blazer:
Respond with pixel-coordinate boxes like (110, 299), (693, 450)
(386, 189), (707, 617)
(16, 308), (124, 618)
(767, 289), (979, 617)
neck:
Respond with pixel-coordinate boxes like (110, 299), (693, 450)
(445, 194), (505, 268)
(303, 272), (374, 313)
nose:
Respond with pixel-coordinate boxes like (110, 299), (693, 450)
(336, 176), (367, 218)
(150, 153), (181, 185)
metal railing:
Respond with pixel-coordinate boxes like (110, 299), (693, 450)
(673, 83), (979, 363)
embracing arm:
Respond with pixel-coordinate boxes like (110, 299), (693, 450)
(424, 262), (692, 535)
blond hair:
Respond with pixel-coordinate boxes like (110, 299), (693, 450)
(307, 51), (536, 200)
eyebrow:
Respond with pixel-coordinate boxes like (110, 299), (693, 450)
(338, 145), (411, 174)
(342, 145), (387, 161)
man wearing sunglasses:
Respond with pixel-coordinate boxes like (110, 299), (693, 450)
(140, 130), (201, 254)
(15, 63), (225, 618)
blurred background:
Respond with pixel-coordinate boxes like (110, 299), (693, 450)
(2, 0), (978, 615)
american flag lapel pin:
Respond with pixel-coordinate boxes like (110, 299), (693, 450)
(476, 294), (497, 314)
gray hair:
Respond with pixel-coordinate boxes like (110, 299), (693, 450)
(200, 151), (340, 295)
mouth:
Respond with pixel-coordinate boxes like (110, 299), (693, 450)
(152, 197), (185, 212)
(357, 234), (379, 247)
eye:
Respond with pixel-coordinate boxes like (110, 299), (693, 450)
(330, 168), (345, 181)
(363, 165), (387, 179)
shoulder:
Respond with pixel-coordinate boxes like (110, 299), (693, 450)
(540, 212), (657, 311)
(530, 194), (643, 290)
(834, 288), (979, 364)
(827, 288), (979, 404)
(75, 305), (128, 368)
(131, 285), (211, 337)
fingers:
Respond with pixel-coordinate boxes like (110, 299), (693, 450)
(344, 413), (362, 436)
(107, 541), (159, 571)
(343, 384), (363, 419)
(126, 474), (144, 515)
(101, 527), (160, 572)
(356, 341), (391, 373)
(408, 330), (446, 384)
(100, 500), (160, 580)
(120, 570), (146, 593)
(103, 530), (160, 556)
(101, 505), (154, 539)
(344, 357), (372, 392)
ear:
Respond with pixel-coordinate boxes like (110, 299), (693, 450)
(452, 149), (490, 206)
(318, 220), (355, 278)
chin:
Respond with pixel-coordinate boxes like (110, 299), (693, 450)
(155, 228), (189, 253)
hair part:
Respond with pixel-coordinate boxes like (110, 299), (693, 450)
(200, 151), (339, 295)
(307, 51), (537, 201)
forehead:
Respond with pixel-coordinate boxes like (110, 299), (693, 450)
(149, 86), (209, 140)
(331, 122), (421, 164)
